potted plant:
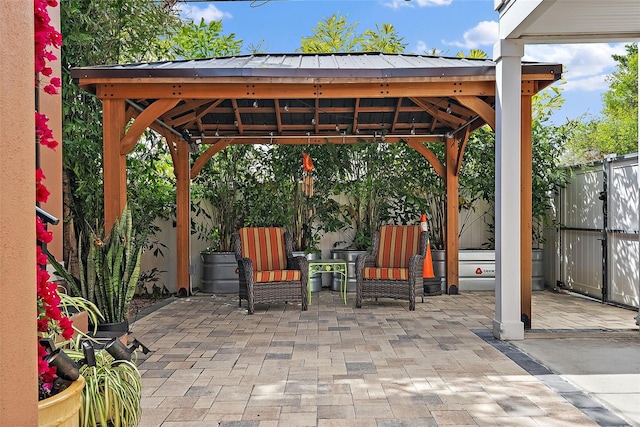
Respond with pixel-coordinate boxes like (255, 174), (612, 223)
(37, 293), (102, 425)
(45, 293), (143, 427)
(192, 145), (252, 294)
(49, 206), (145, 337)
(65, 339), (142, 426)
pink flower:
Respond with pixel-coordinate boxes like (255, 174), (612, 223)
(35, 0), (73, 394)
(43, 84), (57, 95)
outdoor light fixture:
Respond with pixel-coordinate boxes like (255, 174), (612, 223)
(45, 349), (80, 381)
(252, 100), (259, 108)
(446, 103), (452, 114)
(104, 338), (151, 362)
(335, 123), (340, 132)
(311, 118), (316, 125)
(283, 103), (289, 111)
(41, 339), (96, 382)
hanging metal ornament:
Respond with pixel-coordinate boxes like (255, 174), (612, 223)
(302, 152), (314, 197)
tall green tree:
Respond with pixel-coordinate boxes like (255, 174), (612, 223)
(61, 0), (182, 268)
(299, 13), (407, 53)
(565, 44), (638, 162)
(160, 18), (242, 60)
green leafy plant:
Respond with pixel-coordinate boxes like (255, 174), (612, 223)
(64, 339), (142, 427)
(322, 142), (400, 250)
(49, 207), (145, 324)
(52, 293), (142, 427)
(191, 145), (254, 252)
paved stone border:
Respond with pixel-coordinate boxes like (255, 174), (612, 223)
(473, 329), (631, 427)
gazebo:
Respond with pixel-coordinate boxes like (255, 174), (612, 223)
(71, 52), (562, 326)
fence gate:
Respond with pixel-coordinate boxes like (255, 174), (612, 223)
(558, 154), (638, 309)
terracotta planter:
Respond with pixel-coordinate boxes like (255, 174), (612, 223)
(38, 376), (85, 427)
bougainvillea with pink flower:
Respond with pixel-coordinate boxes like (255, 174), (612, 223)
(35, 0), (74, 399)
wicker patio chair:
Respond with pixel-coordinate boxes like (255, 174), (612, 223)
(355, 225), (427, 311)
(232, 227), (308, 314)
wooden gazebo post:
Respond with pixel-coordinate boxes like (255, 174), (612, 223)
(103, 98), (127, 232)
(520, 93), (533, 328)
(170, 135), (191, 296)
(445, 135), (460, 294)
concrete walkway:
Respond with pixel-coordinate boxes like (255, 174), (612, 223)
(130, 290), (638, 426)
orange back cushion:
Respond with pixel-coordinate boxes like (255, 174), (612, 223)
(238, 227), (287, 272)
(376, 225), (421, 268)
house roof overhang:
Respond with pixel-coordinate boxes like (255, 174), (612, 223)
(496, 0), (640, 43)
(71, 52), (562, 145)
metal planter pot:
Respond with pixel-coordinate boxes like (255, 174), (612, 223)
(330, 249), (368, 293)
(200, 251), (239, 294)
(293, 251), (322, 292)
(431, 249), (544, 291)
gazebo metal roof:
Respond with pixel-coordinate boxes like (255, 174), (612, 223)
(72, 53), (562, 146)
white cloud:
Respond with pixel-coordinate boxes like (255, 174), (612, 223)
(179, 4), (232, 23)
(563, 74), (609, 92)
(414, 0), (453, 5)
(524, 43), (626, 91)
(444, 20), (498, 49)
(383, 0), (452, 9)
(414, 40), (428, 54)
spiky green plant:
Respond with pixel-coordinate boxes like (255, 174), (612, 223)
(50, 206), (145, 324)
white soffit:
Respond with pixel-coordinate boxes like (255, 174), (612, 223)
(498, 0), (640, 44)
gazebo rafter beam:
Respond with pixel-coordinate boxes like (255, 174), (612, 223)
(120, 98), (180, 155)
(93, 81), (498, 100)
(454, 95), (496, 130)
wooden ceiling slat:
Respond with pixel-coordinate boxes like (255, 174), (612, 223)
(231, 99), (243, 134)
(274, 98), (283, 134)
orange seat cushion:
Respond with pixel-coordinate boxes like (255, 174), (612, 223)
(376, 225), (421, 268)
(363, 267), (409, 281)
(254, 270), (301, 283)
(238, 227), (287, 272)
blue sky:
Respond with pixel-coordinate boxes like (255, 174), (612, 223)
(181, 0), (629, 125)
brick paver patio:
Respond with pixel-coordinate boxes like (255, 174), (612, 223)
(131, 290), (638, 426)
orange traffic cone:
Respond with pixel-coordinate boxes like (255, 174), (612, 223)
(420, 214), (435, 278)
